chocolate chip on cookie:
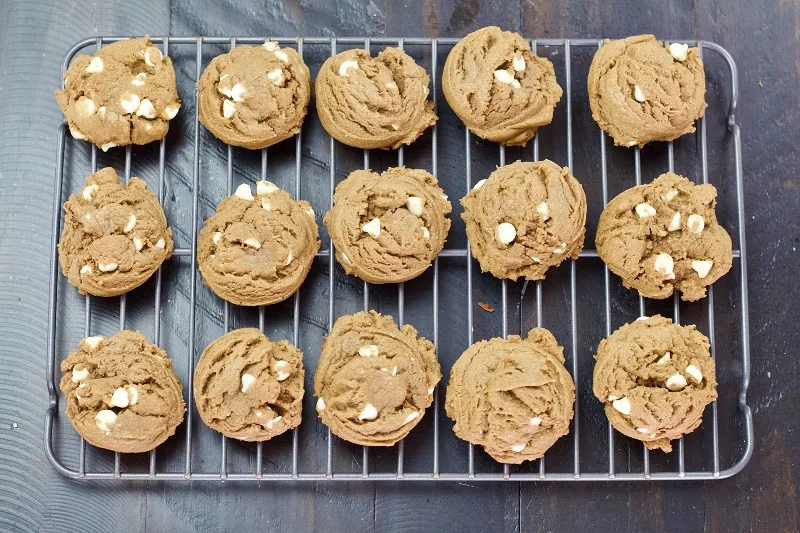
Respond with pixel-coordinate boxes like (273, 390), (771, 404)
(443, 26), (563, 146)
(55, 37), (181, 151)
(315, 48), (437, 149)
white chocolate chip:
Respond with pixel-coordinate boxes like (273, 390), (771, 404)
(285, 251), (293, 265)
(267, 69), (285, 86)
(98, 262), (118, 272)
(669, 42), (689, 62)
(493, 69), (520, 89)
(385, 82), (397, 90)
(120, 93), (140, 114)
(305, 207), (315, 217)
(231, 83), (247, 102)
(428, 386), (434, 395)
(144, 46), (163, 67)
(261, 199), (271, 210)
(76, 96), (96, 116)
(626, 141), (638, 147)
(496, 222), (516, 245)
(512, 51), (526, 72)
(536, 202), (549, 220)
(316, 397), (326, 411)
(391, 366), (398, 376)
(163, 103), (180, 120)
(338, 59), (359, 77)
(126, 385), (138, 406)
(256, 410), (263, 417)
(654, 253), (675, 279)
(155, 238), (165, 249)
(358, 403), (378, 421)
(71, 366), (89, 382)
(612, 397), (631, 415)
(666, 372), (687, 391)
(668, 212), (681, 232)
(422, 227), (430, 240)
(131, 72), (147, 86)
(406, 196), (423, 216)
(472, 179), (487, 191)
(633, 85), (646, 103)
(84, 335), (104, 349)
(222, 99), (236, 119)
(100, 142), (117, 152)
(656, 352), (671, 365)
(691, 259), (713, 279)
(69, 124), (87, 140)
(110, 387), (130, 408)
(95, 410), (117, 433)
(358, 345), (379, 358)
(362, 218), (381, 238)
(340, 252), (351, 265)
(380, 367), (387, 372)
(240, 373), (256, 393)
(243, 238), (261, 250)
(274, 360), (291, 381)
(511, 443), (526, 453)
(637, 427), (651, 434)
(145, 124), (153, 132)
(530, 417), (541, 426)
(135, 98), (157, 119)
(86, 57), (104, 73)
(662, 189), (679, 202)
(635, 316), (649, 321)
(266, 416), (283, 430)
(263, 41), (279, 51)
(607, 394), (619, 401)
(212, 231), (222, 245)
(219, 84), (233, 98)
(635, 202), (656, 218)
(404, 411), (419, 424)
(80, 264), (93, 275)
(274, 50), (289, 63)
(256, 180), (279, 195)
(234, 183), (254, 201)
(685, 364), (703, 383)
(98, 106), (106, 117)
(552, 242), (567, 254)
(123, 214), (136, 233)
(687, 214), (705, 234)
(82, 184), (98, 200)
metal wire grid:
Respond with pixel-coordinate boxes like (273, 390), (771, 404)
(45, 36), (753, 481)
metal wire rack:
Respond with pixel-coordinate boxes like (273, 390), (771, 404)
(46, 36), (752, 481)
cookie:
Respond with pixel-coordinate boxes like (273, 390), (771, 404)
(596, 172), (732, 302)
(198, 42), (311, 149)
(588, 35), (707, 147)
(315, 47), (437, 149)
(59, 331), (185, 453)
(593, 315), (717, 452)
(58, 167), (174, 297)
(55, 37), (181, 151)
(460, 160), (586, 281)
(445, 328), (575, 464)
(314, 311), (440, 446)
(194, 328), (304, 441)
(197, 181), (320, 306)
(323, 167), (452, 284)
(442, 26), (562, 146)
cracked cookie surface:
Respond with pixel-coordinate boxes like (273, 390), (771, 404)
(58, 167), (173, 297)
(323, 167), (452, 284)
(314, 311), (440, 446)
(198, 42), (311, 149)
(194, 328), (304, 441)
(442, 26), (562, 146)
(59, 331), (185, 453)
(445, 328), (575, 464)
(56, 37), (181, 150)
(596, 172), (732, 301)
(593, 315), (717, 452)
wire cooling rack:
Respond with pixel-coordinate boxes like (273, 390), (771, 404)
(46, 36), (752, 481)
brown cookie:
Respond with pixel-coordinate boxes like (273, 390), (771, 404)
(323, 167), (452, 284)
(59, 331), (185, 453)
(596, 172), (732, 302)
(593, 315), (717, 453)
(315, 48), (437, 149)
(55, 37), (181, 151)
(445, 328), (575, 464)
(193, 328), (304, 441)
(58, 167), (174, 297)
(460, 160), (586, 280)
(588, 35), (707, 147)
(197, 181), (320, 306)
(198, 42), (311, 149)
(314, 311), (441, 447)
(442, 26), (562, 146)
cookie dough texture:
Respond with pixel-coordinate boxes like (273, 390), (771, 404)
(446, 328), (575, 463)
(461, 160), (586, 280)
(194, 328), (304, 441)
(315, 48), (437, 149)
(593, 315), (717, 452)
(588, 34), (707, 147)
(442, 26), (562, 146)
(59, 331), (185, 453)
(58, 167), (174, 297)
(596, 172), (732, 301)
(324, 167), (452, 284)
(56, 37), (181, 150)
(197, 181), (320, 306)
(314, 311), (441, 446)
(198, 42), (311, 149)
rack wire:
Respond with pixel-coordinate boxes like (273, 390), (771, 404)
(46, 36), (752, 481)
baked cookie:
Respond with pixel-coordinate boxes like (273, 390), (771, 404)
(56, 37), (181, 151)
(445, 328), (575, 464)
(596, 172), (732, 301)
(59, 331), (185, 453)
(197, 181), (320, 306)
(315, 48), (437, 149)
(588, 35), (707, 147)
(314, 311), (440, 446)
(442, 26), (562, 146)
(461, 160), (586, 280)
(194, 328), (304, 441)
(198, 42), (311, 149)
(323, 167), (452, 284)
(593, 315), (717, 452)
(58, 167), (174, 297)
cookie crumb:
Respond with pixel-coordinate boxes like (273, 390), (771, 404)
(478, 301), (494, 313)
